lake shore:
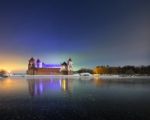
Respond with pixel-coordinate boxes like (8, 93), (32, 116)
(7, 74), (150, 79)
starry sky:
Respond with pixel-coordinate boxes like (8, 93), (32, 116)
(0, 0), (150, 72)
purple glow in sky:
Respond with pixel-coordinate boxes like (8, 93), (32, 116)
(0, 0), (150, 72)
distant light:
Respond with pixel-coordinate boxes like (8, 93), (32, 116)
(62, 79), (66, 91)
(7, 70), (11, 74)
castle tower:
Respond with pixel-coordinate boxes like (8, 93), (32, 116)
(28, 57), (35, 70)
(67, 58), (73, 74)
(60, 62), (68, 75)
(36, 59), (41, 68)
(27, 57), (36, 75)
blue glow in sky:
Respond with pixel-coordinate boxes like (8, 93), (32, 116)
(0, 0), (150, 71)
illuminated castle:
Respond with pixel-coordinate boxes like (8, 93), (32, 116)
(27, 57), (73, 75)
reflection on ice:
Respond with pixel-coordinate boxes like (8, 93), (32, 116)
(27, 76), (150, 97)
(27, 78), (73, 96)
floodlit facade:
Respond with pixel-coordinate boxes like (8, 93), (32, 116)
(27, 57), (73, 75)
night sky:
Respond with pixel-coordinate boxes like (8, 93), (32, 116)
(0, 0), (150, 72)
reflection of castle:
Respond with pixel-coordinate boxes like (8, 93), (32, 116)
(27, 78), (73, 96)
(27, 57), (73, 75)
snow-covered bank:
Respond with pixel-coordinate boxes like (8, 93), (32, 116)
(8, 74), (150, 79)
(99, 75), (150, 79)
(9, 74), (81, 79)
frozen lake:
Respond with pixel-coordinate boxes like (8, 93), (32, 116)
(0, 76), (150, 120)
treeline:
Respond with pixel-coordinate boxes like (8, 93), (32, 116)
(77, 68), (94, 74)
(76, 65), (150, 75)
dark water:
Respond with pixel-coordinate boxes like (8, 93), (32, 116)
(0, 76), (150, 120)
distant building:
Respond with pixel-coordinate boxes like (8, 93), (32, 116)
(27, 57), (73, 75)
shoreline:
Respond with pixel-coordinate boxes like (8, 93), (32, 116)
(8, 74), (150, 79)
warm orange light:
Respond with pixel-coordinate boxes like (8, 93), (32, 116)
(0, 54), (27, 72)
(0, 78), (27, 94)
(93, 78), (104, 86)
(0, 64), (26, 72)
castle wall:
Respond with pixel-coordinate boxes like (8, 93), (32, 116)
(27, 68), (61, 75)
